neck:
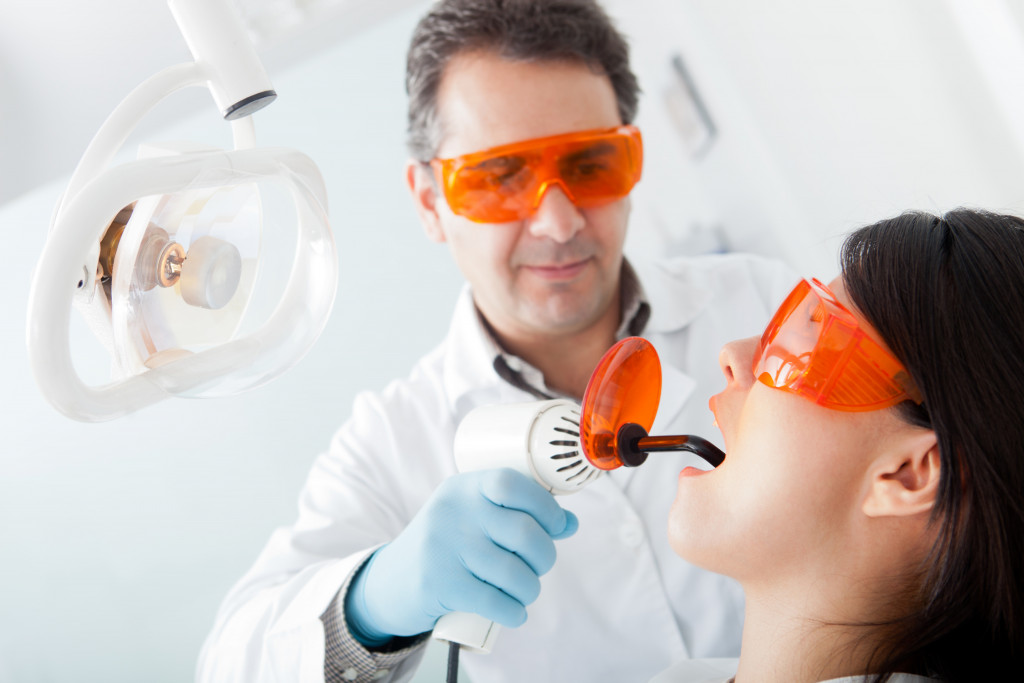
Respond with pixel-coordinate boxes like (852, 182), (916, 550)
(730, 511), (938, 682)
(489, 299), (622, 400)
(734, 569), (914, 683)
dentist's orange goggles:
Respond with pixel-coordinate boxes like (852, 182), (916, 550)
(431, 125), (643, 223)
(754, 278), (924, 412)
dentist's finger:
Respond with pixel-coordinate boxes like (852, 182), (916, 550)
(477, 468), (577, 538)
(459, 539), (543, 607)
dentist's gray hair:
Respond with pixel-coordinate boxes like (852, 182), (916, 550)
(404, 0), (640, 161)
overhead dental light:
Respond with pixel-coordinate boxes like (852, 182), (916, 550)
(26, 0), (338, 422)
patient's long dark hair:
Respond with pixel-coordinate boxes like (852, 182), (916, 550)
(841, 208), (1024, 681)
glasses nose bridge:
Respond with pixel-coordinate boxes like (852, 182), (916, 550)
(526, 144), (570, 207)
(531, 176), (575, 211)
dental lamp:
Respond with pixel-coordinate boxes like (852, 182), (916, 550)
(27, 0), (337, 422)
(434, 337), (725, 673)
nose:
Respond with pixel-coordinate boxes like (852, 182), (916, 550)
(718, 336), (760, 390)
(527, 183), (586, 243)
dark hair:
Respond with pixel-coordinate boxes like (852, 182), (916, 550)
(841, 208), (1024, 680)
(404, 0), (640, 161)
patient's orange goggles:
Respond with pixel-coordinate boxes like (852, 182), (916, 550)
(431, 125), (643, 223)
(754, 278), (924, 412)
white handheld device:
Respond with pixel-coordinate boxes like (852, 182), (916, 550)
(432, 398), (600, 653)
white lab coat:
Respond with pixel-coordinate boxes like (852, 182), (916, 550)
(197, 253), (799, 683)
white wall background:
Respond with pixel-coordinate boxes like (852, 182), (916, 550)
(2, 1), (1024, 682)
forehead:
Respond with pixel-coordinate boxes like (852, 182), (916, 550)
(434, 50), (622, 158)
(826, 276), (851, 308)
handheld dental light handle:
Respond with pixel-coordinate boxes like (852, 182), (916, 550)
(433, 399), (595, 654)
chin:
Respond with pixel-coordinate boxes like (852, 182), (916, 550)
(666, 503), (702, 559)
(519, 302), (599, 334)
(666, 495), (731, 571)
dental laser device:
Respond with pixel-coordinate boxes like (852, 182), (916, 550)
(27, 0), (337, 421)
(433, 338), (725, 681)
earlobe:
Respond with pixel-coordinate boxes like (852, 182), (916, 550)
(406, 160), (446, 244)
(863, 430), (941, 518)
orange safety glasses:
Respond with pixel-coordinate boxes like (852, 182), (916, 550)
(431, 125), (643, 223)
(754, 278), (924, 412)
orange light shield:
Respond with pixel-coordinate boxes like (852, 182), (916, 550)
(580, 337), (662, 470)
(754, 278), (923, 411)
(432, 125), (643, 223)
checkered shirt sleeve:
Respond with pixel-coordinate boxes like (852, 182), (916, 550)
(321, 563), (429, 682)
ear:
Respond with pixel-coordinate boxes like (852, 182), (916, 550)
(406, 159), (447, 244)
(862, 430), (941, 518)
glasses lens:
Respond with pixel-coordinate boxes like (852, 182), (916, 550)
(555, 135), (638, 207)
(442, 151), (540, 223)
(755, 281), (825, 392)
(755, 279), (921, 410)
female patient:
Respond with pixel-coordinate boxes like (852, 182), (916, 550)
(658, 209), (1023, 682)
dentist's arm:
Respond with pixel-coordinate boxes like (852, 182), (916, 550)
(345, 468), (579, 644)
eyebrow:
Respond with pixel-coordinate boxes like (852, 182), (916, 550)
(561, 141), (616, 164)
(464, 154), (526, 172)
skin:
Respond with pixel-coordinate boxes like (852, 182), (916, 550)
(669, 277), (943, 682)
(407, 50), (631, 398)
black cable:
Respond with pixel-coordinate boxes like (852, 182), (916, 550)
(446, 642), (460, 683)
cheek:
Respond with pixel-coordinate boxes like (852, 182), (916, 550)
(444, 219), (520, 274)
(668, 387), (870, 574)
(728, 392), (868, 525)
(581, 199), (629, 254)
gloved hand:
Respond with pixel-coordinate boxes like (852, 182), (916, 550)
(345, 468), (579, 645)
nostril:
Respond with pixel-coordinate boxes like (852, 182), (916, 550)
(718, 346), (735, 382)
(719, 336), (760, 388)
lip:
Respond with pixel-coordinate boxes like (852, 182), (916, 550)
(678, 466), (710, 479)
(522, 258), (590, 280)
(707, 394), (729, 463)
(709, 395), (725, 433)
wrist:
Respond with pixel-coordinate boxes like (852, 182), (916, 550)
(344, 550), (394, 648)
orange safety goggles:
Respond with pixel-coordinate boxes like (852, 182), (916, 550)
(754, 278), (924, 411)
(430, 125), (643, 223)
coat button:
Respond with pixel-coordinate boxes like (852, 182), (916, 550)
(342, 667), (358, 681)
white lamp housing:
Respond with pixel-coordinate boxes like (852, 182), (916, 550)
(168, 0), (277, 119)
(26, 0), (338, 421)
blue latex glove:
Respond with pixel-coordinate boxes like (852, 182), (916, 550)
(345, 468), (579, 645)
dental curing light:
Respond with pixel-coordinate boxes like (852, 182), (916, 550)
(581, 337), (726, 469)
(433, 398), (598, 655)
(433, 338), (724, 678)
(26, 0), (337, 422)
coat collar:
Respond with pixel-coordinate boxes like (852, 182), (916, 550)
(441, 285), (509, 416)
(441, 257), (711, 415)
(631, 255), (714, 335)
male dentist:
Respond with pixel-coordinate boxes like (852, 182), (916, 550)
(199, 1), (796, 682)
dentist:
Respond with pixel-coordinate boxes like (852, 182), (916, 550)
(198, 1), (796, 682)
